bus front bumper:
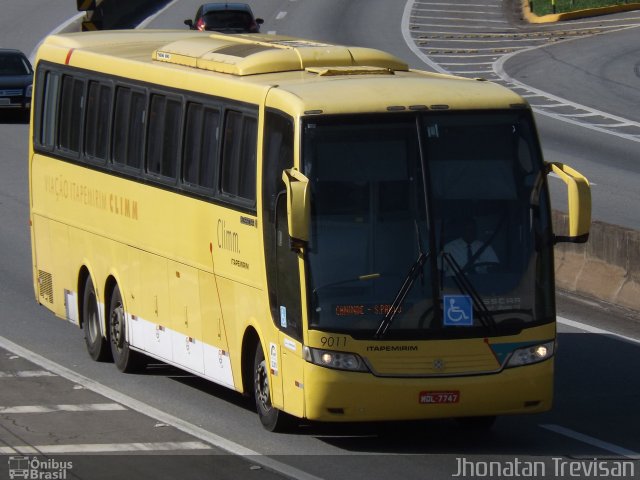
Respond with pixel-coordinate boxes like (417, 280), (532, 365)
(302, 359), (553, 422)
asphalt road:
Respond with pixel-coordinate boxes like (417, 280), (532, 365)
(502, 19), (640, 229)
(1, 1), (639, 479)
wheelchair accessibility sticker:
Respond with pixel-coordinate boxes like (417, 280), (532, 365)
(443, 295), (473, 326)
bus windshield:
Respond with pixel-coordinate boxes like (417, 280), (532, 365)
(302, 111), (554, 340)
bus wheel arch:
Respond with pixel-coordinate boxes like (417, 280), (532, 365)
(79, 267), (111, 362)
(241, 327), (260, 397)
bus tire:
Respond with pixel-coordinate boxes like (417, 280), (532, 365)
(82, 276), (111, 362)
(108, 284), (144, 373)
(253, 343), (292, 432)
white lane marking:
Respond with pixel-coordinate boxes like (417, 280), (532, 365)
(0, 441), (211, 455)
(411, 15), (510, 23)
(493, 36), (640, 144)
(541, 424), (640, 459)
(0, 370), (56, 378)
(428, 53), (501, 58)
(438, 62), (495, 66)
(410, 22), (518, 30)
(589, 122), (637, 127)
(420, 46), (527, 52)
(415, 31), (534, 37)
(528, 103), (567, 108)
(422, 38), (547, 43)
(0, 335), (324, 480)
(276, 11), (288, 20)
(557, 316), (640, 345)
(412, 9), (504, 15)
(558, 112), (599, 118)
(413, 3), (501, 7)
(403, 0), (452, 73)
(450, 70), (494, 75)
(0, 403), (126, 413)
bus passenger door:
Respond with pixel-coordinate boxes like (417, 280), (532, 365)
(272, 191), (306, 418)
(262, 110), (305, 417)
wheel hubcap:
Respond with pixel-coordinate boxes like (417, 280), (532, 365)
(255, 360), (270, 411)
(110, 302), (124, 350)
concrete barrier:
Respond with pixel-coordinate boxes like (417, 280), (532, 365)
(553, 211), (640, 311)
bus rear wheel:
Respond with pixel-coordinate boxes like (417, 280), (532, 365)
(253, 343), (292, 432)
(108, 285), (144, 373)
(82, 276), (111, 362)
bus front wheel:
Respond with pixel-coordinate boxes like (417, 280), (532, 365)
(108, 285), (144, 373)
(253, 343), (292, 432)
(82, 276), (111, 362)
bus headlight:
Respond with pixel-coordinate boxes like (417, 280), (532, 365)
(506, 341), (555, 367)
(303, 346), (369, 372)
(25, 84), (33, 98)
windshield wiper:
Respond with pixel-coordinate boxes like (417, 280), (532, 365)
(375, 220), (432, 339)
(441, 252), (497, 332)
(374, 251), (429, 339)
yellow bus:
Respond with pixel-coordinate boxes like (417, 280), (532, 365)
(29, 30), (591, 431)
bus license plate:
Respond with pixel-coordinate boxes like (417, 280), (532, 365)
(419, 391), (460, 404)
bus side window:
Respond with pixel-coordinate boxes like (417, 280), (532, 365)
(58, 74), (85, 154)
(39, 70), (60, 150)
(112, 87), (146, 171)
(147, 94), (181, 181)
(183, 103), (220, 191)
(84, 81), (112, 163)
(220, 110), (257, 204)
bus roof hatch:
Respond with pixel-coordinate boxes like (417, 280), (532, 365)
(152, 34), (409, 76)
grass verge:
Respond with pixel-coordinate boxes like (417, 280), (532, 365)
(530, 0), (637, 16)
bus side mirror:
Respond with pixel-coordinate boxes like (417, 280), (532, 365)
(282, 169), (310, 248)
(547, 162), (591, 244)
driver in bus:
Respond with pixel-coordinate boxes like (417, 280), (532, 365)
(442, 217), (498, 275)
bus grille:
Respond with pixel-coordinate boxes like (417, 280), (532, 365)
(38, 270), (54, 304)
(366, 352), (499, 377)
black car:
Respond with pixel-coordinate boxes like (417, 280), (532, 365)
(184, 3), (264, 33)
(0, 49), (33, 116)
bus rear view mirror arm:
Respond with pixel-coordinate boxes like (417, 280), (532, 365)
(546, 162), (591, 244)
(282, 168), (311, 249)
